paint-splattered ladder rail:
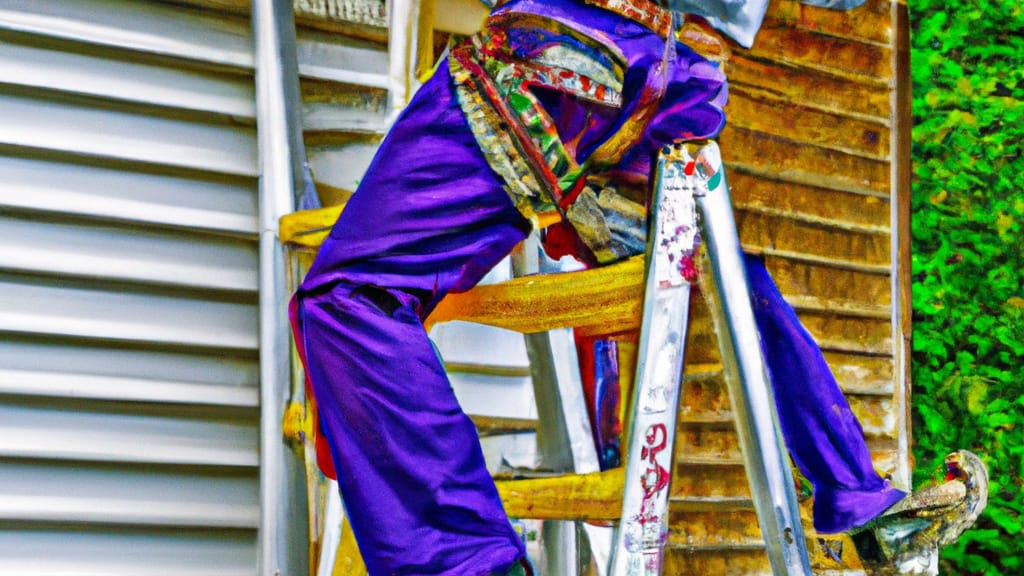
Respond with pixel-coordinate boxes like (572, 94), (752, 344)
(608, 140), (812, 576)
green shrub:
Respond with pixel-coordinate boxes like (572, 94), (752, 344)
(910, 0), (1024, 573)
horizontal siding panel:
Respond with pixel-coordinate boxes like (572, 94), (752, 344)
(847, 395), (898, 440)
(671, 424), (905, 469)
(765, 257), (892, 309)
(675, 442), (903, 480)
(0, 460), (258, 528)
(746, 24), (892, 82)
(722, 128), (890, 196)
(824, 352), (894, 395)
(798, 312), (892, 355)
(673, 495), (762, 512)
(0, 0), (385, 89)
(0, 339), (257, 391)
(750, 250), (890, 275)
(669, 509), (764, 548)
(301, 79), (388, 134)
(0, 215), (258, 292)
(450, 371), (536, 419)
(730, 173), (890, 233)
(296, 26), (389, 88)
(303, 100), (388, 134)
(673, 448), (901, 502)
(0, 93), (258, 177)
(679, 285), (888, 346)
(726, 54), (891, 120)
(0, 527), (256, 576)
(678, 363), (893, 428)
(770, 0), (893, 45)
(728, 86), (890, 159)
(664, 548), (772, 576)
(666, 523), (872, 576)
(0, 400), (258, 467)
(0, 155), (257, 235)
(665, 546), (871, 575)
(672, 462), (752, 498)
(0, 276), (259, 351)
(0, 37), (256, 120)
(736, 210), (891, 265)
(785, 294), (890, 320)
(733, 170), (892, 230)
(675, 424), (745, 462)
(0, 0), (254, 69)
(0, 368), (258, 408)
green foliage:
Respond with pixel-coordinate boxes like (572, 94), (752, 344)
(910, 0), (1024, 573)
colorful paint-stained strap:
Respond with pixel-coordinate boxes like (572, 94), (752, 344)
(450, 53), (559, 227)
(473, 24), (621, 184)
(450, 19), (628, 225)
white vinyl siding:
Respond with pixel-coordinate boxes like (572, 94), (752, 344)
(0, 1), (260, 574)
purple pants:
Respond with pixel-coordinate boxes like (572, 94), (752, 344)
(294, 68), (530, 576)
(291, 3), (903, 574)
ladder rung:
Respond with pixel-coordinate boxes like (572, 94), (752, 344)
(496, 468), (624, 521)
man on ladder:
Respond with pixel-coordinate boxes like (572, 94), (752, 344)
(289, 0), (986, 574)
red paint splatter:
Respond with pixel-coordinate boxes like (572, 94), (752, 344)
(680, 255), (698, 282)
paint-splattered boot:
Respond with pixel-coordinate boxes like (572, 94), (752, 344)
(851, 451), (988, 575)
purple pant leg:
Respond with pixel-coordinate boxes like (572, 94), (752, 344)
(294, 65), (531, 576)
(745, 255), (906, 533)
